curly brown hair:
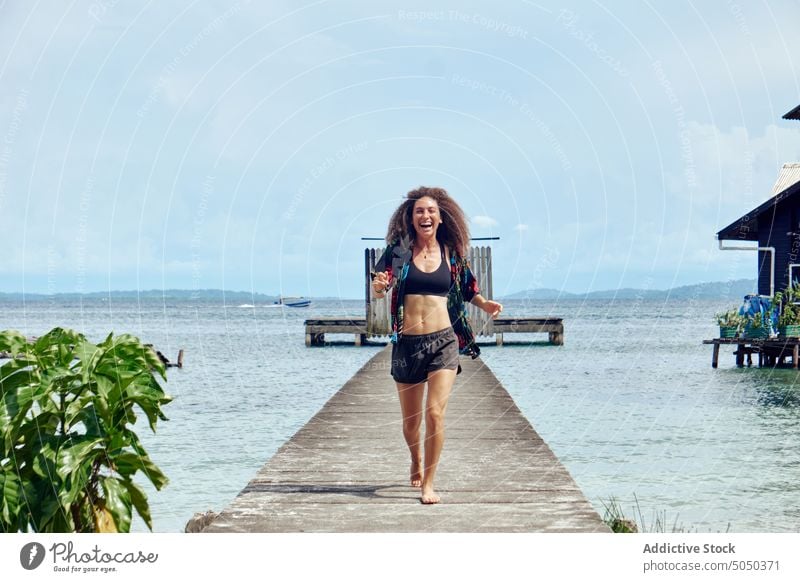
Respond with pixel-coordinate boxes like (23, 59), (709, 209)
(385, 186), (471, 256)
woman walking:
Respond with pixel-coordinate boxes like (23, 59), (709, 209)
(372, 186), (503, 504)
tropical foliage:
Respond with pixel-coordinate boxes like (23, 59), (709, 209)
(771, 282), (800, 328)
(0, 327), (171, 532)
(747, 311), (766, 329)
(715, 309), (744, 329)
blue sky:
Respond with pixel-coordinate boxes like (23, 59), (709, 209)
(1, 0), (800, 298)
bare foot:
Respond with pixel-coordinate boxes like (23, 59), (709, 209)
(420, 485), (440, 504)
(410, 458), (423, 488)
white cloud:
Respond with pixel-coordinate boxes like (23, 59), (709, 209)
(513, 223), (528, 231)
(471, 214), (498, 228)
(673, 122), (800, 217)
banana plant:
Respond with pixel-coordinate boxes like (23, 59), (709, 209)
(0, 328), (171, 532)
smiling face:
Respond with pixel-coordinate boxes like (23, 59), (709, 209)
(412, 196), (441, 240)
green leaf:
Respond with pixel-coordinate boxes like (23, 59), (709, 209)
(1, 371), (38, 420)
(59, 465), (91, 507)
(121, 479), (152, 531)
(63, 393), (93, 431)
(56, 437), (103, 480)
(33, 490), (64, 532)
(74, 339), (100, 379)
(0, 330), (28, 355)
(94, 374), (113, 401)
(69, 405), (103, 437)
(113, 452), (168, 490)
(123, 378), (171, 432)
(33, 327), (84, 353)
(0, 357), (37, 385)
(32, 440), (59, 480)
(99, 476), (132, 533)
(0, 469), (20, 528)
(5, 409), (59, 459)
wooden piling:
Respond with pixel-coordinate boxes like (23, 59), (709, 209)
(705, 337), (800, 369)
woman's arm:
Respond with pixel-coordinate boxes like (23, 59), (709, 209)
(460, 256), (502, 317)
(471, 294), (503, 317)
(469, 294), (488, 310)
(372, 274), (389, 299)
(371, 243), (395, 299)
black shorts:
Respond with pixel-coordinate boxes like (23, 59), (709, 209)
(391, 326), (461, 384)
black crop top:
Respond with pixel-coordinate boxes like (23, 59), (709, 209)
(404, 246), (451, 297)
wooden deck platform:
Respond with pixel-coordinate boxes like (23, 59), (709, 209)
(203, 346), (608, 533)
(492, 317), (564, 345)
(703, 337), (800, 368)
(305, 318), (369, 346)
(304, 317), (564, 346)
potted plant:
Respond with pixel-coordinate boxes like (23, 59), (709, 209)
(715, 309), (743, 338)
(772, 286), (800, 337)
(743, 311), (770, 339)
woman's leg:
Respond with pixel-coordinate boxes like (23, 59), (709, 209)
(395, 380), (426, 487)
(420, 368), (457, 504)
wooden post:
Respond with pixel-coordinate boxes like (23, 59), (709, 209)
(177, 349), (184, 368)
(794, 344), (799, 370)
(712, 343), (720, 368)
(735, 349), (744, 367)
(496, 332), (503, 346)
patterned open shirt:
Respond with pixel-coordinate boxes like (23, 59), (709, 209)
(374, 237), (482, 358)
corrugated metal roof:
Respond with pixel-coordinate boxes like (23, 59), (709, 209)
(772, 163), (800, 195)
(783, 104), (800, 120)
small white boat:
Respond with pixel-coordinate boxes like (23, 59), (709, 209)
(273, 296), (311, 308)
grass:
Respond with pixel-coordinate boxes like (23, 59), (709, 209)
(600, 494), (732, 533)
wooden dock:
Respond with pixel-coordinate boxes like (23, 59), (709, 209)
(304, 317), (564, 346)
(492, 317), (564, 345)
(704, 337), (800, 368)
(305, 317), (369, 346)
(203, 346), (608, 533)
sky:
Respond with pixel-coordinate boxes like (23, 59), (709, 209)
(1, 0), (800, 299)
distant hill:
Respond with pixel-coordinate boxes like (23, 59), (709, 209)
(0, 289), (283, 302)
(500, 279), (757, 301)
(0, 279), (758, 302)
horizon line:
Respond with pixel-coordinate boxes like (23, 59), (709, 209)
(0, 278), (757, 299)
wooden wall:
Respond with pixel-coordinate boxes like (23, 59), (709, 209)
(759, 198), (800, 296)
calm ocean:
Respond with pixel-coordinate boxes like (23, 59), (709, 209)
(2, 296), (799, 533)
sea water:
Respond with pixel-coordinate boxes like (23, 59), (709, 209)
(2, 296), (798, 533)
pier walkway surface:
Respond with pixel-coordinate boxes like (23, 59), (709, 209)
(204, 346), (609, 533)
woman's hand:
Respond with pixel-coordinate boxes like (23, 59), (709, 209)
(481, 300), (503, 319)
(372, 271), (390, 296)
